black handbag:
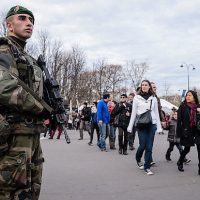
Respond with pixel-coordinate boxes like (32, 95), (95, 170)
(135, 100), (152, 129)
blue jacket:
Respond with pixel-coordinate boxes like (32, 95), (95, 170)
(97, 99), (110, 124)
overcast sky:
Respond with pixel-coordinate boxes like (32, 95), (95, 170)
(1, 0), (200, 95)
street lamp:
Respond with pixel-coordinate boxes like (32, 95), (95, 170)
(180, 63), (196, 91)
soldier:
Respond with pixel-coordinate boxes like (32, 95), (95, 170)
(0, 5), (47, 200)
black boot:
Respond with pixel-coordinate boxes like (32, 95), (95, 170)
(165, 153), (171, 161)
(123, 150), (128, 155)
(118, 148), (122, 154)
(177, 160), (184, 172)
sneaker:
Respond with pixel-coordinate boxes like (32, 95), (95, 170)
(150, 161), (156, 167)
(183, 158), (191, 164)
(88, 142), (93, 146)
(137, 162), (144, 170)
(144, 169), (154, 175)
(101, 148), (108, 152)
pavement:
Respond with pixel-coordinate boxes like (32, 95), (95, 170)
(39, 130), (200, 200)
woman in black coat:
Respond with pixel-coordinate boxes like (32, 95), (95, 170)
(195, 107), (200, 175)
(177, 90), (199, 172)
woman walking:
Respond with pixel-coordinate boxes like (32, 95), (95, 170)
(177, 90), (199, 172)
(127, 80), (162, 175)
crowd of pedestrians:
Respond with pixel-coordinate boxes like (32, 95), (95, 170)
(45, 80), (200, 176)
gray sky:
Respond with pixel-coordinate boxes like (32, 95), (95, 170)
(2, 0), (200, 95)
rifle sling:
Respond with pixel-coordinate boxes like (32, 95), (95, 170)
(2, 66), (53, 113)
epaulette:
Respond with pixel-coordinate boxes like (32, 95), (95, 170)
(0, 37), (11, 45)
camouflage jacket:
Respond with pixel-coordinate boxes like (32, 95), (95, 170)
(0, 37), (44, 122)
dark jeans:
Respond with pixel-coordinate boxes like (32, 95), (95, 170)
(166, 142), (183, 157)
(109, 125), (115, 148)
(136, 124), (157, 170)
(118, 127), (128, 151)
(178, 146), (191, 164)
(89, 123), (100, 143)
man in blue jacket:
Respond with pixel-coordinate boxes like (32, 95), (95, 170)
(97, 94), (111, 151)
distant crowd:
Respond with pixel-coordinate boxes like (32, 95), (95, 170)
(45, 80), (200, 176)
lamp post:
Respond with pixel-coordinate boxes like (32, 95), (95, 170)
(180, 63), (195, 91)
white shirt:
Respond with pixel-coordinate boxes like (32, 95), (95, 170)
(127, 95), (162, 132)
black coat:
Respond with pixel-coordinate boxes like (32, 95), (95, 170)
(112, 102), (132, 129)
(195, 107), (200, 144)
(80, 107), (91, 121)
(177, 102), (195, 147)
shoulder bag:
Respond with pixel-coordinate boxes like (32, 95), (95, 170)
(135, 100), (152, 129)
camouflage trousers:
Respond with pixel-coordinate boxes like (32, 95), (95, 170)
(0, 134), (43, 200)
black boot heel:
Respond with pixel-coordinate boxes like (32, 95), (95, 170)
(177, 161), (184, 172)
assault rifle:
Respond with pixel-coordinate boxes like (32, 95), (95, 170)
(37, 55), (70, 144)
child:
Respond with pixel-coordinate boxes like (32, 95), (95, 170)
(165, 110), (191, 163)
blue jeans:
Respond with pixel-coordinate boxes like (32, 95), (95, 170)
(136, 124), (157, 170)
(98, 123), (109, 150)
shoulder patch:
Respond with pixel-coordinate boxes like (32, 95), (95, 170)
(0, 37), (9, 45)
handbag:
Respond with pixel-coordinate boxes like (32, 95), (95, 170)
(135, 100), (152, 128)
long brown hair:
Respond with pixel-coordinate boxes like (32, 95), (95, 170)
(138, 80), (154, 96)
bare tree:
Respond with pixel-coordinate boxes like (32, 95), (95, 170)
(104, 64), (124, 98)
(163, 81), (171, 101)
(92, 59), (107, 98)
(126, 60), (149, 90)
(0, 11), (6, 37)
(66, 45), (86, 106)
(37, 30), (50, 58)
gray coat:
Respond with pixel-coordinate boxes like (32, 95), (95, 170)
(167, 118), (180, 143)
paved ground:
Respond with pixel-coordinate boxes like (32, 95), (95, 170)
(39, 130), (200, 200)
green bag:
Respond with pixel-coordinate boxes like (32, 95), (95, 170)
(0, 114), (11, 155)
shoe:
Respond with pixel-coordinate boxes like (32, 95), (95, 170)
(137, 161), (144, 170)
(177, 161), (184, 172)
(97, 143), (101, 149)
(78, 138), (83, 140)
(183, 158), (191, 164)
(56, 137), (60, 139)
(118, 149), (122, 154)
(88, 142), (93, 146)
(123, 151), (128, 155)
(49, 137), (53, 139)
(166, 154), (171, 161)
(198, 164), (200, 175)
(129, 146), (135, 151)
(110, 147), (116, 150)
(101, 148), (108, 152)
(150, 161), (156, 167)
(144, 169), (154, 175)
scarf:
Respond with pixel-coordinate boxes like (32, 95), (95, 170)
(140, 92), (151, 100)
(187, 102), (197, 127)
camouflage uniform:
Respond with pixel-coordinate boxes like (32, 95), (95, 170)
(0, 35), (45, 200)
